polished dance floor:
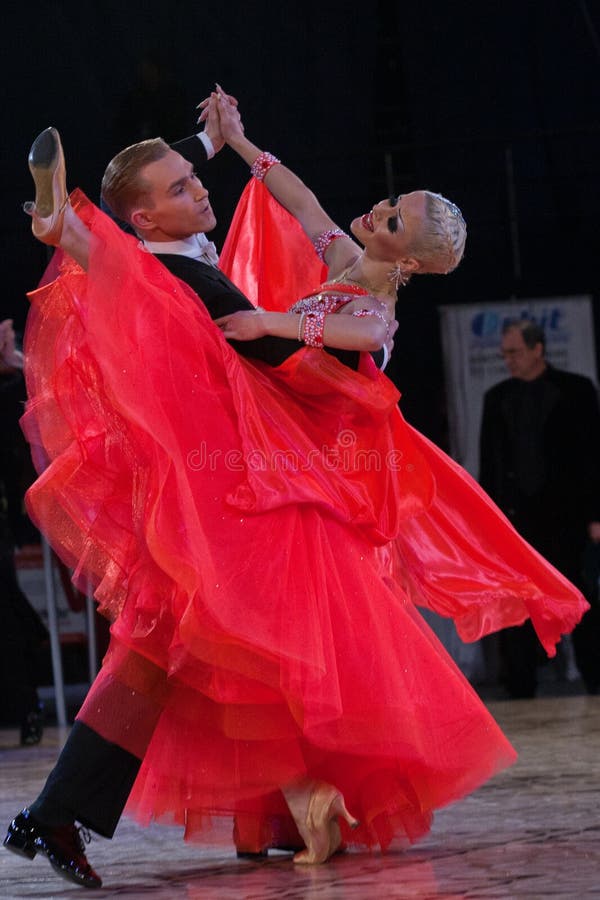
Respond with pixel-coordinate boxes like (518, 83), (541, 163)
(1, 695), (599, 898)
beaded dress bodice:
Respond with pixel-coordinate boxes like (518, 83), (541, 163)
(289, 282), (388, 318)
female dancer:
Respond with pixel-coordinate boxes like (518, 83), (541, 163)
(14, 103), (587, 874)
(208, 90), (464, 350)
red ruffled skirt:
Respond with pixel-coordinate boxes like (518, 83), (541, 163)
(21, 186), (587, 850)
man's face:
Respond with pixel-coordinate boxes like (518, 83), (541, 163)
(500, 327), (545, 381)
(132, 149), (217, 241)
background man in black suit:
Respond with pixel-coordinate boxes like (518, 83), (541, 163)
(479, 319), (600, 698)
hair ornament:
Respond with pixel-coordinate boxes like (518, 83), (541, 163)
(443, 198), (465, 223)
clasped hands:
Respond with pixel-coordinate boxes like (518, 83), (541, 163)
(197, 83), (243, 152)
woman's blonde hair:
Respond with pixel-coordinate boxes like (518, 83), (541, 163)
(413, 191), (467, 274)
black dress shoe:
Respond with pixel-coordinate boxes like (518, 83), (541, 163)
(233, 813), (304, 859)
(20, 702), (45, 746)
(236, 847), (269, 859)
(3, 808), (102, 888)
(236, 842), (304, 859)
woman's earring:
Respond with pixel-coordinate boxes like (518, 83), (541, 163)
(388, 264), (407, 290)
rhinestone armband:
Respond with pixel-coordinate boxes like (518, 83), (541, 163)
(313, 228), (349, 263)
(250, 151), (281, 181)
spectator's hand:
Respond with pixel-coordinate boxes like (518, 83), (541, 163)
(0, 318), (24, 371)
(588, 521), (600, 543)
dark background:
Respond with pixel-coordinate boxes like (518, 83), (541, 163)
(2, 0), (599, 446)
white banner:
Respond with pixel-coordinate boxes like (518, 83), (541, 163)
(439, 296), (597, 477)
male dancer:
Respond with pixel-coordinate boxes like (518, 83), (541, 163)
(4, 94), (391, 888)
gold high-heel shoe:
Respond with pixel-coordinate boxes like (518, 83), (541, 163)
(24, 126), (68, 245)
(283, 780), (359, 865)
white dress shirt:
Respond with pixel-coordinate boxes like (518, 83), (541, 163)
(143, 233), (220, 267)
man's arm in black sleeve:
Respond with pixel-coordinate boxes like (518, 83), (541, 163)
(171, 135), (210, 170)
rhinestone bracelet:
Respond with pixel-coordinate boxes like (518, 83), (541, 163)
(303, 311), (326, 348)
(250, 151), (281, 181)
(297, 312), (307, 341)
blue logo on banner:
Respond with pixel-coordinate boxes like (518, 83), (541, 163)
(470, 307), (566, 342)
(471, 312), (498, 337)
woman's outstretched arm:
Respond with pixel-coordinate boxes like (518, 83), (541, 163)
(212, 88), (360, 275)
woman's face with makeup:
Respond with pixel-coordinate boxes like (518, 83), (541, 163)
(350, 192), (427, 261)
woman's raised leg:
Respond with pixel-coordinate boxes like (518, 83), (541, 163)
(25, 127), (91, 269)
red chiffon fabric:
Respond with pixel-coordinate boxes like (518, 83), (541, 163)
(219, 176), (327, 311)
(219, 179), (587, 657)
(21, 185), (587, 850)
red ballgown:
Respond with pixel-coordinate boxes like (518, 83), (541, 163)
(21, 183), (588, 851)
